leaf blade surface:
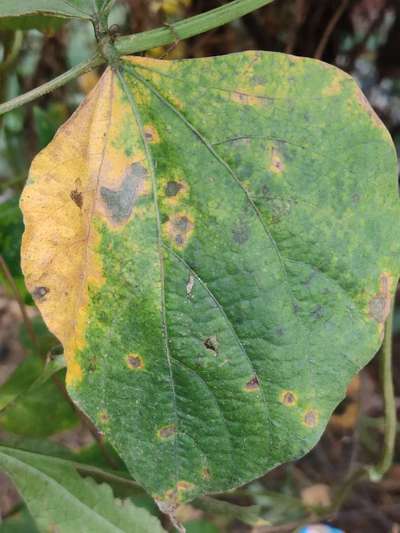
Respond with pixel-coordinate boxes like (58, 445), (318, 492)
(20, 52), (400, 505)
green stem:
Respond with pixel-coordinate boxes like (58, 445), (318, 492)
(0, 0), (275, 116)
(369, 300), (397, 480)
(0, 54), (103, 116)
(115, 0), (275, 55)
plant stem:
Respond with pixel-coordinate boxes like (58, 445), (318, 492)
(0, 54), (103, 116)
(115, 0), (275, 55)
(370, 301), (397, 480)
(0, 0), (275, 116)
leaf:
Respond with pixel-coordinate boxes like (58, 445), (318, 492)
(0, 0), (112, 24)
(0, 319), (77, 436)
(0, 446), (165, 533)
(0, 197), (23, 277)
(0, 15), (65, 32)
(20, 52), (400, 507)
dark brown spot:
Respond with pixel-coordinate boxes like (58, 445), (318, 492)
(158, 424), (176, 439)
(245, 375), (260, 391)
(281, 390), (297, 406)
(165, 181), (182, 197)
(126, 353), (144, 370)
(70, 189), (83, 209)
(175, 216), (190, 231)
(33, 286), (49, 300)
(204, 336), (218, 354)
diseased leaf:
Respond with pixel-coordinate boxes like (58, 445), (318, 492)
(20, 52), (400, 508)
(0, 446), (165, 533)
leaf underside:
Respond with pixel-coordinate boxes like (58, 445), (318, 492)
(0, 446), (165, 533)
(0, 0), (108, 22)
(20, 52), (400, 506)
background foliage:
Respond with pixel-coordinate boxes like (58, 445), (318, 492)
(1, 1), (400, 532)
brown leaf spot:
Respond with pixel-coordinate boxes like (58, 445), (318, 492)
(144, 124), (160, 144)
(203, 336), (218, 354)
(101, 162), (149, 224)
(270, 147), (285, 174)
(231, 90), (262, 106)
(98, 410), (109, 424)
(280, 390), (297, 407)
(245, 375), (260, 392)
(303, 409), (319, 428)
(158, 424), (177, 440)
(322, 76), (342, 96)
(201, 467), (211, 480)
(164, 213), (194, 249)
(165, 181), (183, 197)
(369, 272), (393, 325)
(33, 286), (49, 301)
(70, 189), (83, 209)
(126, 353), (144, 370)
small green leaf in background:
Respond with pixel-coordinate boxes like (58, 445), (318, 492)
(0, 197), (23, 277)
(33, 104), (68, 150)
(0, 318), (78, 437)
(0, 446), (166, 533)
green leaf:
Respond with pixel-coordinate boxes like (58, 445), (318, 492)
(0, 15), (65, 32)
(0, 197), (23, 277)
(0, 319), (77, 436)
(0, 446), (165, 533)
(20, 52), (400, 508)
(33, 104), (68, 149)
(0, 0), (112, 24)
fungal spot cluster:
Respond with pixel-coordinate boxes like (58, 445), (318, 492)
(126, 353), (144, 370)
(157, 424), (177, 440)
(245, 375), (260, 392)
(280, 390), (297, 407)
(160, 480), (196, 509)
(164, 213), (194, 249)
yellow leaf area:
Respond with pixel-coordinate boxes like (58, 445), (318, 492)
(20, 69), (151, 386)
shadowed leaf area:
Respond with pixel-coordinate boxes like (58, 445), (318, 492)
(19, 52), (400, 509)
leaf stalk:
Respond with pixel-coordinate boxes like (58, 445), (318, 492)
(0, 0), (275, 116)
